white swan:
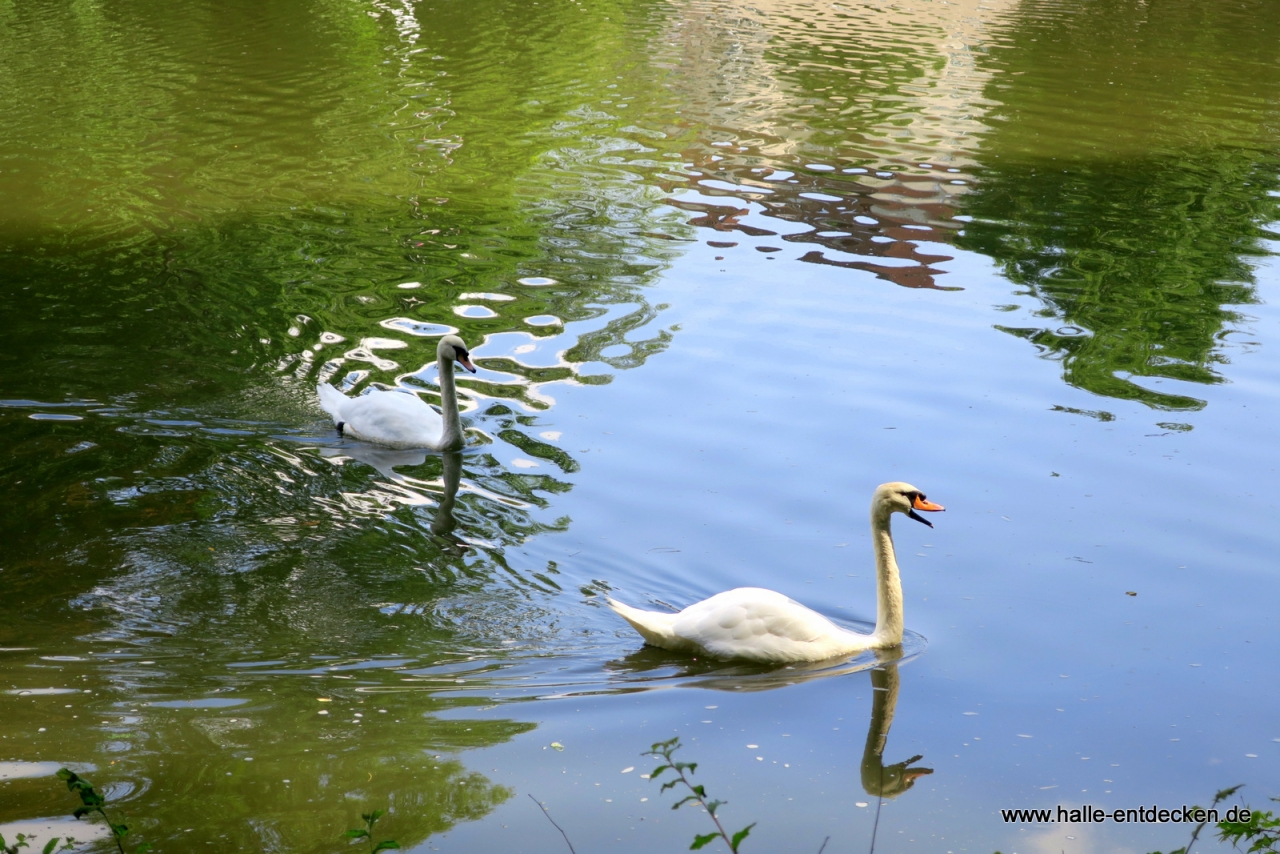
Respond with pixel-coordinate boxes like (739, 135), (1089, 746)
(607, 482), (944, 663)
(316, 335), (476, 451)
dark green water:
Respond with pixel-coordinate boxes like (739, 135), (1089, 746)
(2, 0), (1278, 851)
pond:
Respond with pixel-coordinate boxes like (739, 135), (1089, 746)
(2, 0), (1278, 851)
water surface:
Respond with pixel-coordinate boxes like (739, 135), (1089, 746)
(2, 0), (1278, 851)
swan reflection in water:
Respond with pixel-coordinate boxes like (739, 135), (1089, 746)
(315, 444), (467, 548)
(318, 442), (429, 483)
(430, 450), (463, 540)
(860, 656), (932, 798)
(604, 646), (931, 798)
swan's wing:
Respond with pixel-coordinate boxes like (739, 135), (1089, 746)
(672, 587), (852, 663)
(342, 389), (444, 449)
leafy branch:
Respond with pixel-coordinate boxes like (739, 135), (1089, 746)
(56, 768), (147, 854)
(644, 737), (755, 852)
(1218, 798), (1280, 853)
(1, 832), (75, 854)
(1148, 786), (1280, 854)
(344, 809), (400, 853)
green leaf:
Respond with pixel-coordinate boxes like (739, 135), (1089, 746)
(344, 829), (370, 839)
(705, 799), (724, 816)
(72, 808), (91, 820)
(691, 784), (705, 797)
(661, 780), (680, 792)
(1214, 786), (1245, 804)
(649, 766), (668, 779)
(372, 842), (401, 852)
(690, 833), (719, 850)
(730, 822), (756, 851)
(43, 840), (58, 854)
(133, 844), (151, 854)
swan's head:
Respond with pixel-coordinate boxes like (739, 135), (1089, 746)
(438, 334), (477, 373)
(874, 482), (945, 527)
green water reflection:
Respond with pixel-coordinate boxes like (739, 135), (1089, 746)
(3, 0), (1280, 849)
(1, 0), (685, 846)
(958, 0), (1280, 411)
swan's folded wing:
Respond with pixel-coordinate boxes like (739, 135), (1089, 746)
(342, 390), (444, 448)
(672, 588), (847, 663)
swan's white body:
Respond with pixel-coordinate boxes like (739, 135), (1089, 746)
(316, 335), (476, 451)
(607, 482), (943, 663)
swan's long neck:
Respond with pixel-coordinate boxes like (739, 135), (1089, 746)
(437, 356), (464, 451)
(870, 507), (904, 645)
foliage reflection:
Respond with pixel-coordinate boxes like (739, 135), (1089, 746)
(958, 0), (1280, 411)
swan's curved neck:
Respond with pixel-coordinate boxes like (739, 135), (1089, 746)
(870, 507), (904, 645)
(437, 356), (463, 451)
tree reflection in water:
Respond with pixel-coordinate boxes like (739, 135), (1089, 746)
(958, 0), (1280, 412)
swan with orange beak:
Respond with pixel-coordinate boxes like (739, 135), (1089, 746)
(607, 482), (944, 663)
(316, 334), (476, 451)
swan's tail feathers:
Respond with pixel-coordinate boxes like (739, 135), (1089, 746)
(606, 597), (680, 649)
(316, 383), (347, 424)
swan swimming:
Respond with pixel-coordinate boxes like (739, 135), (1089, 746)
(316, 334), (476, 451)
(607, 482), (944, 663)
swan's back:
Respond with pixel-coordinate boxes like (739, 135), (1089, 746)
(607, 588), (877, 662)
(669, 588), (862, 662)
(318, 384), (444, 449)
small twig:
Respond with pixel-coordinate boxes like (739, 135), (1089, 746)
(869, 794), (884, 854)
(817, 836), (830, 854)
(56, 769), (133, 854)
(669, 762), (734, 843)
(1185, 785), (1243, 854)
(528, 794), (577, 854)
(644, 737), (754, 852)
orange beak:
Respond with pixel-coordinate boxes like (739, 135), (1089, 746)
(907, 494), (944, 527)
(457, 355), (477, 374)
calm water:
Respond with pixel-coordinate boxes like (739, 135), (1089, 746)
(2, 0), (1279, 851)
